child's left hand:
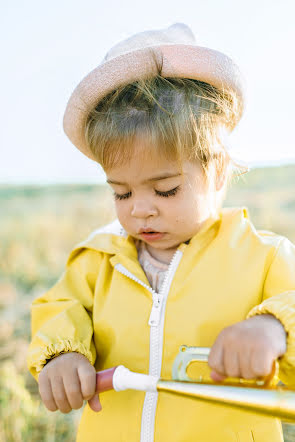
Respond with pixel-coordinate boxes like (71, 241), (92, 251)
(208, 314), (287, 382)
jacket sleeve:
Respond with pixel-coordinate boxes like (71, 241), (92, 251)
(27, 247), (102, 382)
(246, 236), (295, 385)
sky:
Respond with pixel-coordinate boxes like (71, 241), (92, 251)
(1, 0), (295, 184)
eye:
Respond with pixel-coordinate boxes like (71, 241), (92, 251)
(113, 186), (180, 201)
(155, 186), (180, 197)
(113, 191), (132, 201)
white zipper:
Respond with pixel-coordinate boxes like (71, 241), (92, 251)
(148, 293), (163, 327)
(115, 263), (157, 298)
(115, 249), (183, 442)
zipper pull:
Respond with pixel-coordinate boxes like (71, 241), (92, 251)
(148, 294), (163, 327)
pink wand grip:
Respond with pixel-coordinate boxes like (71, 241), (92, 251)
(96, 366), (118, 393)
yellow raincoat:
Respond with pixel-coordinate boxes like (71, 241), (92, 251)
(27, 207), (295, 441)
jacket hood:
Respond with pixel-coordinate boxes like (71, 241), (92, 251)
(66, 206), (250, 265)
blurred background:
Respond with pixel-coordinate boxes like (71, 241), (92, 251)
(1, 1), (295, 440)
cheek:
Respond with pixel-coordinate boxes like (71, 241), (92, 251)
(114, 203), (129, 223)
(171, 195), (205, 223)
(167, 200), (192, 224)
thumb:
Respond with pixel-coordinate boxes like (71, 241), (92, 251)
(88, 394), (102, 412)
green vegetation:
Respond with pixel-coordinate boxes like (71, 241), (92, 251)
(1, 163), (295, 441)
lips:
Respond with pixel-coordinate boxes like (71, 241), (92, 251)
(140, 232), (165, 241)
(138, 228), (161, 234)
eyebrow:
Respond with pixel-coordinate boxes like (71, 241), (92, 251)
(106, 173), (181, 185)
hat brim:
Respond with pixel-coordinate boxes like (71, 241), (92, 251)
(63, 44), (246, 161)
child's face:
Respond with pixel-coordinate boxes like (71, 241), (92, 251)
(105, 136), (222, 256)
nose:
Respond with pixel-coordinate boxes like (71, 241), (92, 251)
(131, 199), (158, 218)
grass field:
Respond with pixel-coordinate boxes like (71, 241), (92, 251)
(0, 163), (295, 441)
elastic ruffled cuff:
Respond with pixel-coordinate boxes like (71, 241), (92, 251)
(29, 339), (95, 375)
(246, 292), (295, 386)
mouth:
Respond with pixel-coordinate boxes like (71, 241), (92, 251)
(139, 231), (165, 241)
(138, 228), (161, 234)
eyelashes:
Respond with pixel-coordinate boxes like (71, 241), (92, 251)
(113, 191), (131, 201)
(156, 186), (180, 198)
(113, 186), (180, 201)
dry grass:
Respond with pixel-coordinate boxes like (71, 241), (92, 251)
(0, 164), (295, 441)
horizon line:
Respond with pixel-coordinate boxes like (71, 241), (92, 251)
(1, 160), (295, 187)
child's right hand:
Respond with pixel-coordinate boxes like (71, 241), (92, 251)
(38, 352), (102, 413)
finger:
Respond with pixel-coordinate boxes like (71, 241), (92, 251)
(208, 339), (225, 376)
(88, 393), (102, 412)
(63, 369), (84, 410)
(239, 348), (254, 379)
(223, 346), (240, 378)
(78, 364), (96, 400)
(39, 375), (58, 412)
(210, 370), (227, 382)
(251, 348), (273, 378)
(51, 375), (72, 413)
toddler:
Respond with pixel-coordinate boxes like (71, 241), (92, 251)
(27, 23), (295, 442)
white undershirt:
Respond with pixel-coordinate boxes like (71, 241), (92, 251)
(135, 239), (170, 292)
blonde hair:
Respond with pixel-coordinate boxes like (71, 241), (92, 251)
(85, 76), (248, 190)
